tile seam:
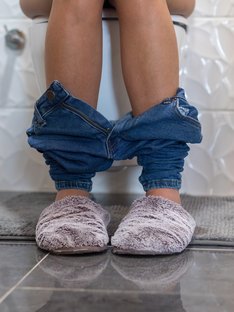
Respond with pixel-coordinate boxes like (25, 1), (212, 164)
(15, 286), (234, 298)
(0, 253), (49, 304)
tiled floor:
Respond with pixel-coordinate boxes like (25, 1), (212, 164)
(0, 242), (234, 311)
(0, 193), (234, 311)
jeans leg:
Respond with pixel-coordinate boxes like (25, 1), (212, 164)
(111, 88), (202, 191)
(26, 80), (115, 192)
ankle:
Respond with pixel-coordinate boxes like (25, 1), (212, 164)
(146, 188), (181, 204)
(55, 189), (90, 201)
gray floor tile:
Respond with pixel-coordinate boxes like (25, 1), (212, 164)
(0, 242), (47, 299)
(17, 248), (234, 295)
(0, 247), (234, 311)
(18, 249), (191, 292)
(1, 287), (233, 312)
(0, 288), (188, 312)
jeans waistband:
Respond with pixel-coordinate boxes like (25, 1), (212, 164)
(35, 80), (113, 132)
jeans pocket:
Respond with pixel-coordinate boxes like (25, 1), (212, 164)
(174, 98), (201, 128)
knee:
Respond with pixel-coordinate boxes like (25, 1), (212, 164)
(166, 0), (196, 17)
(20, 0), (106, 21)
(111, 0), (195, 20)
(112, 0), (158, 24)
(52, 0), (105, 22)
(20, 0), (52, 19)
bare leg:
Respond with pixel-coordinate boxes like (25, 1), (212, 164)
(44, 0), (105, 200)
(46, 0), (104, 106)
(166, 0), (195, 17)
(19, 0), (195, 19)
(111, 0), (190, 204)
(19, 0), (52, 18)
(111, 0), (179, 116)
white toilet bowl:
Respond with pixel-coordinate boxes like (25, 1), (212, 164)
(29, 9), (188, 170)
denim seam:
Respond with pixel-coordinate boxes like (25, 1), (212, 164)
(56, 180), (91, 184)
(40, 104), (61, 119)
(34, 104), (45, 123)
(55, 181), (92, 191)
(140, 179), (181, 189)
(106, 127), (117, 159)
(174, 99), (201, 127)
(61, 102), (110, 135)
(126, 97), (177, 122)
(105, 139), (112, 159)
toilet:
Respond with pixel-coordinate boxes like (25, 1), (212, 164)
(29, 8), (188, 171)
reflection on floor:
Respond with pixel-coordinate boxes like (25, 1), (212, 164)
(0, 243), (234, 311)
(0, 194), (234, 311)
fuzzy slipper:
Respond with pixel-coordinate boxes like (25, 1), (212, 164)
(111, 195), (196, 255)
(36, 195), (110, 254)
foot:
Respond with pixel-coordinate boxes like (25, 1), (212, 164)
(55, 189), (90, 201)
(146, 188), (181, 204)
(36, 195), (111, 254)
(111, 195), (196, 255)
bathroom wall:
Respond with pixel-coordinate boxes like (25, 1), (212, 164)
(0, 0), (234, 195)
(181, 0), (234, 195)
(0, 2), (50, 192)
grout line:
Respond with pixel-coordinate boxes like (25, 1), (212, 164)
(187, 247), (234, 252)
(0, 242), (36, 246)
(0, 253), (49, 304)
(15, 286), (234, 298)
(15, 286), (180, 295)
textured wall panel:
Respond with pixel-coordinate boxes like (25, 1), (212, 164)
(182, 112), (234, 196)
(0, 108), (54, 191)
(182, 18), (234, 111)
(0, 20), (39, 108)
(194, 0), (234, 17)
(0, 0), (25, 19)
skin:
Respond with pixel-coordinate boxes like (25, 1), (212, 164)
(19, 0), (195, 204)
(19, 0), (196, 19)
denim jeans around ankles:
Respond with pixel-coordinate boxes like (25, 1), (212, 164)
(26, 80), (202, 192)
(26, 80), (114, 192)
(113, 88), (202, 191)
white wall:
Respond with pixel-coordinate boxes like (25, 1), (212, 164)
(0, 0), (234, 195)
(0, 3), (52, 192)
(181, 0), (234, 195)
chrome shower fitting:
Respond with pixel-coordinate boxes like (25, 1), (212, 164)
(4, 25), (26, 51)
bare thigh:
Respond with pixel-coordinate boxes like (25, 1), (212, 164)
(19, 0), (52, 18)
(109, 0), (196, 17)
(166, 0), (195, 17)
(20, 0), (110, 18)
(20, 0), (195, 19)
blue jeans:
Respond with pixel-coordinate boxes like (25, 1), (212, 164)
(26, 80), (202, 192)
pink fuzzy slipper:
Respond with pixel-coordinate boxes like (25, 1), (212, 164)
(36, 195), (110, 254)
(111, 195), (196, 255)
